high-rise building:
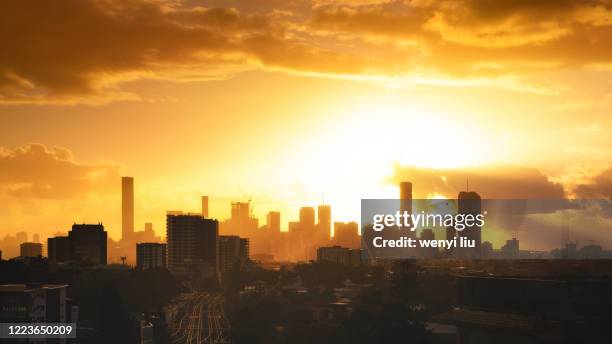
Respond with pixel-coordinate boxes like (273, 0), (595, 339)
(333, 221), (360, 248)
(166, 213), (218, 276)
(219, 236), (242, 278)
(502, 238), (519, 258)
(69, 223), (107, 265)
(0, 284), (73, 324)
(399, 181), (413, 215)
(400, 181), (415, 240)
(458, 191), (482, 257)
(317, 245), (363, 267)
(317, 205), (332, 238)
(299, 207), (315, 228)
(20, 242), (42, 258)
(122, 176), (135, 241)
(266, 211), (281, 232)
(239, 238), (249, 260)
(202, 196), (209, 218)
(47, 236), (71, 263)
(136, 243), (167, 270)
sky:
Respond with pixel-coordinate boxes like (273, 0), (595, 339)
(1, 0), (612, 244)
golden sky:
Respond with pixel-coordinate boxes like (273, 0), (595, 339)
(1, 0), (612, 241)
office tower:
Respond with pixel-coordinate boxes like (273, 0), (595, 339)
(399, 181), (413, 214)
(122, 176), (135, 241)
(219, 236), (242, 279)
(227, 202), (258, 231)
(47, 236), (72, 263)
(32, 234), (40, 243)
(166, 213), (218, 275)
(458, 191), (482, 256)
(202, 196), (209, 218)
(136, 243), (167, 270)
(399, 181), (415, 241)
(299, 207), (315, 228)
(502, 238), (519, 258)
(317, 246), (363, 267)
(145, 222), (153, 232)
(239, 238), (249, 260)
(333, 221), (360, 248)
(0, 284), (69, 323)
(20, 242), (42, 258)
(266, 211), (281, 232)
(69, 223), (108, 265)
(317, 205), (332, 238)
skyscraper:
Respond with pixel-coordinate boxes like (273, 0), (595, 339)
(266, 211), (281, 232)
(69, 223), (107, 265)
(299, 207), (315, 228)
(122, 176), (134, 241)
(458, 191), (482, 257)
(136, 243), (167, 270)
(399, 181), (412, 215)
(47, 236), (71, 263)
(202, 196), (209, 218)
(317, 205), (332, 238)
(400, 181), (415, 240)
(166, 213), (218, 276)
(20, 242), (42, 258)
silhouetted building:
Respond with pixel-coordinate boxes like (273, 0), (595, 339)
(299, 207), (316, 228)
(502, 238), (519, 258)
(333, 221), (360, 248)
(239, 238), (249, 260)
(20, 242), (42, 258)
(481, 241), (493, 259)
(166, 213), (218, 276)
(434, 276), (612, 343)
(400, 181), (413, 214)
(266, 211), (281, 232)
(317, 205), (332, 238)
(219, 236), (244, 281)
(0, 284), (71, 323)
(400, 181), (415, 241)
(317, 246), (362, 266)
(69, 223), (107, 265)
(202, 196), (209, 218)
(47, 236), (71, 263)
(122, 176), (135, 241)
(458, 191), (482, 258)
(136, 243), (167, 270)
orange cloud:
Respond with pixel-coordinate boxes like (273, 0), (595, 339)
(388, 164), (566, 199)
(0, 144), (121, 198)
(2, 0), (612, 103)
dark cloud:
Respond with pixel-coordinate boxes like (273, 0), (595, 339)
(0, 143), (121, 198)
(2, 0), (612, 103)
(574, 166), (612, 199)
(389, 164), (565, 199)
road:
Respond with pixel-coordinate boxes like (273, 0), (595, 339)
(169, 293), (231, 344)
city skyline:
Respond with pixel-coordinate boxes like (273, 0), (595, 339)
(2, 1), (612, 251)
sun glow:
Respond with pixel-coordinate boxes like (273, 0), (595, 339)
(277, 102), (493, 222)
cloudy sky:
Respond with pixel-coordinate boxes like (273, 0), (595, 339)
(1, 0), (612, 245)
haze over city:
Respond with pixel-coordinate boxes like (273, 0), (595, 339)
(2, 0), (612, 245)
